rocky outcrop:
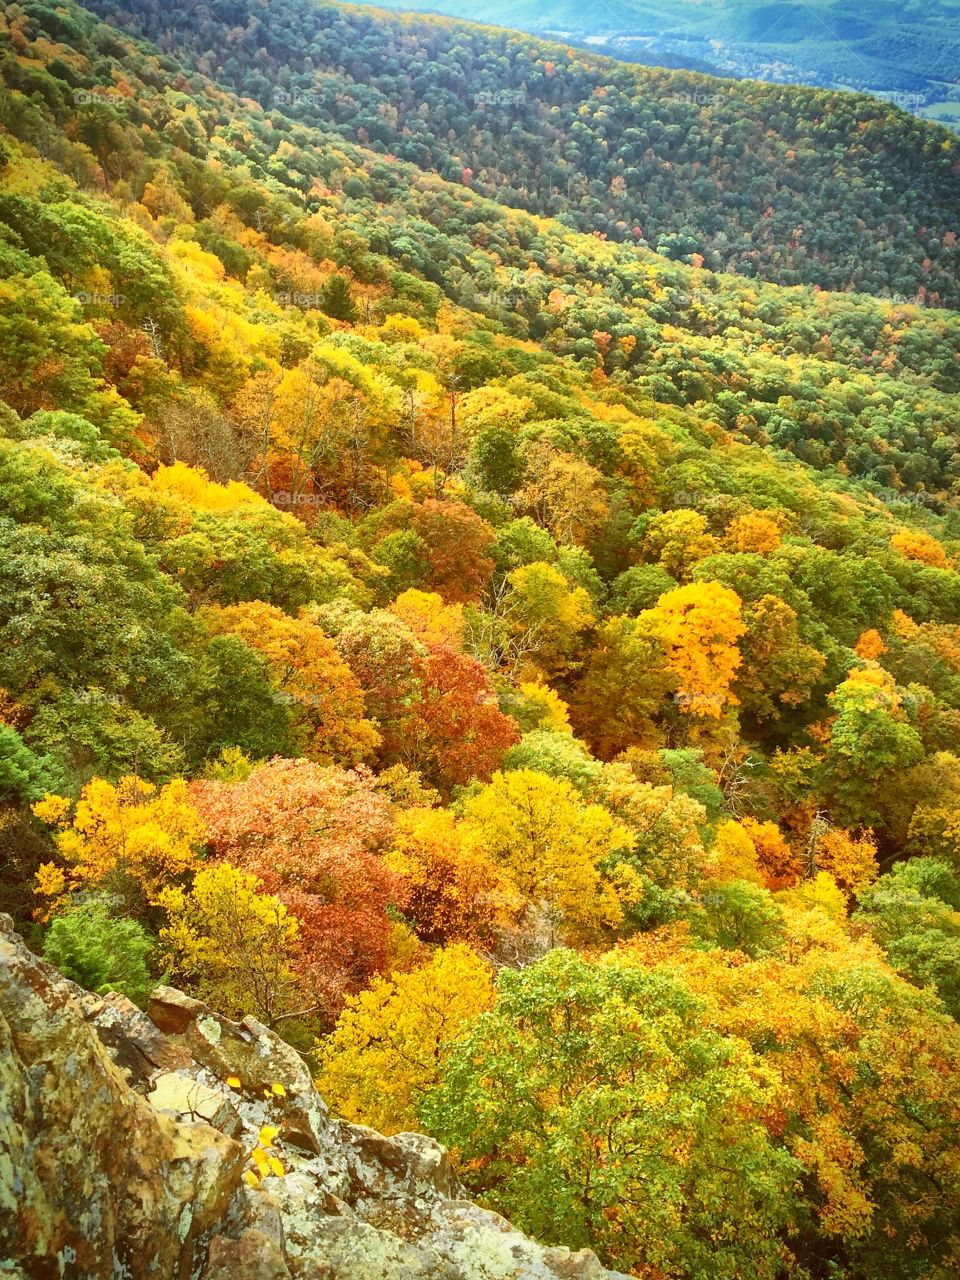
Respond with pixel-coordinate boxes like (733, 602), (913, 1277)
(0, 917), (626, 1279)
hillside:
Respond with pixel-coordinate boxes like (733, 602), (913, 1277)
(356, 0), (960, 116)
(2, 916), (618, 1279)
(3, 0), (960, 1276)
(78, 0), (960, 304)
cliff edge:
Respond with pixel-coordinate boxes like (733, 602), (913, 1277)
(0, 915), (625, 1280)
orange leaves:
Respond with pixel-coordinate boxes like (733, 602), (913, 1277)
(890, 529), (952, 569)
(642, 581), (746, 719)
(399, 645), (519, 794)
(191, 759), (400, 1018)
(201, 601), (379, 765)
(725, 513), (781, 555)
(812, 827), (878, 898)
(408, 498), (494, 603)
(855, 629), (887, 661)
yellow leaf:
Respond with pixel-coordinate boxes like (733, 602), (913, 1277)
(251, 1146), (270, 1174)
(268, 1156), (285, 1177)
(243, 1170), (260, 1188)
(270, 1083), (287, 1097)
(259, 1124), (280, 1145)
(226, 1076), (241, 1089)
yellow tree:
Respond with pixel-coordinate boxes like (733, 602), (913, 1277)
(641, 509), (720, 580)
(513, 679), (573, 735)
(389, 588), (464, 650)
(890, 529), (951, 570)
(506, 561), (595, 677)
(811, 826), (878, 898)
(317, 944), (494, 1133)
(709, 819), (763, 884)
(461, 769), (631, 941)
(725, 513), (782, 554)
(641, 581), (746, 719)
(33, 776), (204, 912)
(516, 441), (609, 545)
(158, 862), (305, 1028)
(385, 807), (519, 945)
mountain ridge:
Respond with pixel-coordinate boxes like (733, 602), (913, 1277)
(77, 0), (960, 305)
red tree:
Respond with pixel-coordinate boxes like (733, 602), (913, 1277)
(410, 499), (495, 603)
(191, 758), (402, 1020)
(399, 645), (519, 793)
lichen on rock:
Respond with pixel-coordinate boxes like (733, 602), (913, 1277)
(0, 915), (623, 1280)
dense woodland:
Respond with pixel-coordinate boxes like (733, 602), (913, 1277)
(80, 0), (960, 304)
(2, 0), (960, 1276)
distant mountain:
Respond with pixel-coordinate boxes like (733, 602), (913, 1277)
(360, 0), (960, 126)
(80, 0), (960, 305)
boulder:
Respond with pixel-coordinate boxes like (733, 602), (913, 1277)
(0, 915), (245, 1279)
(0, 916), (626, 1280)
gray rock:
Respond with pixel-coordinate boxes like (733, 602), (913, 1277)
(0, 916), (624, 1280)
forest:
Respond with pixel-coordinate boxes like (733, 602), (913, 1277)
(79, 0), (960, 303)
(1, 0), (960, 1275)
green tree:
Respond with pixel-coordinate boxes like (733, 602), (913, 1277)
(320, 273), (358, 322)
(42, 895), (156, 1005)
(854, 858), (960, 1017)
(422, 949), (798, 1278)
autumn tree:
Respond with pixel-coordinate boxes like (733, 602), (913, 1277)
(640, 509), (719, 580)
(318, 943), (494, 1133)
(568, 616), (674, 758)
(191, 759), (400, 1017)
(399, 645), (519, 793)
(505, 561), (594, 677)
(385, 807), (518, 944)
(159, 862), (306, 1027)
(460, 769), (631, 942)
(422, 949), (799, 1278)
(824, 666), (924, 826)
(409, 498), (495, 603)
(33, 776), (204, 913)
(641, 581), (746, 719)
(516, 440), (609, 545)
(201, 602), (380, 765)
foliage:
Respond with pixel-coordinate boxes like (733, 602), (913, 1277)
(191, 759), (400, 1017)
(422, 949), (799, 1278)
(42, 894), (156, 1005)
(159, 862), (304, 1027)
(318, 944), (494, 1134)
(33, 776), (204, 913)
(2, 3), (960, 1272)
(461, 770), (631, 941)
